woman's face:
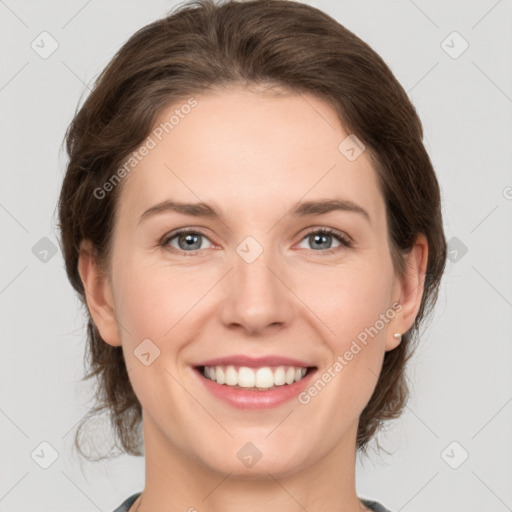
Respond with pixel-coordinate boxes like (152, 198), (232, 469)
(81, 85), (426, 478)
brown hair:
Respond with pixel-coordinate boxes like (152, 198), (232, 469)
(57, 0), (447, 461)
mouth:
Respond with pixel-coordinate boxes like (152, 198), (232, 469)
(194, 364), (317, 391)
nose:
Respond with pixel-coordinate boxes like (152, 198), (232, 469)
(218, 242), (296, 336)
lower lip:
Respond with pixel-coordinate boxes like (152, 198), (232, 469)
(194, 367), (317, 410)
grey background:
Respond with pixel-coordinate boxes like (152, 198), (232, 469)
(1, 0), (511, 511)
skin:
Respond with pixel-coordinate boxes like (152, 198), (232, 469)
(78, 84), (428, 512)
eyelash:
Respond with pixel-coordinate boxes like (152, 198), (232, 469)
(160, 227), (353, 256)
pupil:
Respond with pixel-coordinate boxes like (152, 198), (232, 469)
(312, 233), (330, 250)
(180, 233), (201, 250)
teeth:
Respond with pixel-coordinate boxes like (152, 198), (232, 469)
(202, 365), (309, 389)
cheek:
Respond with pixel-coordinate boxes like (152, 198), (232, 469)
(112, 256), (218, 342)
(299, 266), (394, 419)
(299, 258), (394, 348)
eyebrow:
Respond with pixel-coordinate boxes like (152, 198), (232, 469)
(138, 198), (371, 225)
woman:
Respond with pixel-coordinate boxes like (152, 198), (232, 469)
(57, 1), (447, 511)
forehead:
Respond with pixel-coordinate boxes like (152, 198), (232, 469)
(117, 86), (385, 227)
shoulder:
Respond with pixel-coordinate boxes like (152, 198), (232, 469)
(360, 497), (393, 512)
(112, 492), (142, 512)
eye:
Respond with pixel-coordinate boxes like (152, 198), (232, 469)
(297, 227), (352, 254)
(160, 227), (352, 256)
(161, 229), (213, 254)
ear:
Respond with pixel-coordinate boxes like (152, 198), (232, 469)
(386, 233), (429, 351)
(77, 239), (122, 347)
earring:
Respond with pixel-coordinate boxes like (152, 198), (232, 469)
(393, 333), (402, 341)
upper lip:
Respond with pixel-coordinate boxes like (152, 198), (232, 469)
(194, 355), (316, 369)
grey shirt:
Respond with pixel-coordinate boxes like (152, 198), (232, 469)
(112, 492), (392, 512)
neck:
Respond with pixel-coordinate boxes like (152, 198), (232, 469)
(134, 414), (369, 512)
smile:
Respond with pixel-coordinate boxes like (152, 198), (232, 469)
(193, 364), (317, 409)
(200, 364), (311, 390)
